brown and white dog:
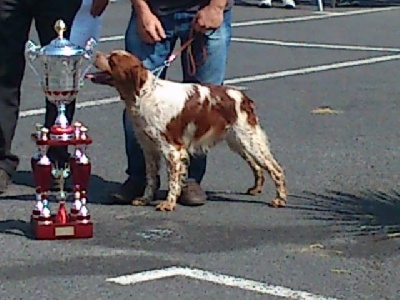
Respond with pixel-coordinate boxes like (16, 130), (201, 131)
(88, 50), (287, 211)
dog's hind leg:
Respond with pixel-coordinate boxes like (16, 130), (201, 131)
(226, 132), (265, 195)
(233, 125), (287, 208)
(156, 145), (188, 212)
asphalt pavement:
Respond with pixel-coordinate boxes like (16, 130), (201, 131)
(1, 2), (399, 300)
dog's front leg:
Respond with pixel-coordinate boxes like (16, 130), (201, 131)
(156, 146), (187, 212)
(131, 134), (160, 206)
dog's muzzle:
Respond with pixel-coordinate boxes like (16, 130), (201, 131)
(85, 71), (114, 86)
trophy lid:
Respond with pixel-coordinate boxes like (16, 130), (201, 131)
(40, 20), (86, 57)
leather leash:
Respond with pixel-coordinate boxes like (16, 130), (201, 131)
(152, 28), (207, 78)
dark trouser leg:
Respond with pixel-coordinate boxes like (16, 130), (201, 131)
(0, 0), (33, 177)
(34, 0), (82, 166)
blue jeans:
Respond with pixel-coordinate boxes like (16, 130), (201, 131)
(124, 9), (232, 185)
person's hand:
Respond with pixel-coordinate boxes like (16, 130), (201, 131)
(91, 0), (109, 17)
(136, 9), (166, 44)
(192, 4), (224, 33)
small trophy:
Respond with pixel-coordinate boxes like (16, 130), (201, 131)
(26, 20), (95, 240)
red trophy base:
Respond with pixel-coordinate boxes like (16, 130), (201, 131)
(30, 121), (94, 241)
(30, 214), (93, 240)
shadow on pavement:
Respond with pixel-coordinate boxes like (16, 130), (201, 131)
(293, 188), (400, 237)
(285, 189), (400, 258)
(0, 219), (34, 239)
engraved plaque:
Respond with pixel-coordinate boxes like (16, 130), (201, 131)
(55, 226), (75, 236)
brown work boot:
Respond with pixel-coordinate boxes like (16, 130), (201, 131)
(178, 179), (207, 206)
(109, 177), (160, 205)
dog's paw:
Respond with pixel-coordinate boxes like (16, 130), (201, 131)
(155, 200), (176, 212)
(131, 198), (150, 206)
(246, 186), (263, 196)
(269, 198), (286, 208)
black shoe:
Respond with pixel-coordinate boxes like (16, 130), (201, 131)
(109, 177), (160, 205)
(0, 169), (11, 194)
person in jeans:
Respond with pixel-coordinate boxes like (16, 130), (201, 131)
(0, 0), (109, 193)
(110, 0), (233, 206)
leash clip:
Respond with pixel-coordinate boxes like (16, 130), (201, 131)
(152, 54), (177, 78)
(166, 54), (176, 66)
(151, 33), (200, 78)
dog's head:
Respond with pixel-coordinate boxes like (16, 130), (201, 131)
(87, 50), (149, 98)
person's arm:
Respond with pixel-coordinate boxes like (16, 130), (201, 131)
(91, 0), (110, 17)
(208, 0), (229, 9)
(129, 0), (166, 43)
(193, 0), (228, 32)
(131, 0), (152, 14)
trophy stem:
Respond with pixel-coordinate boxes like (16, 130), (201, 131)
(50, 103), (74, 140)
(56, 103), (69, 129)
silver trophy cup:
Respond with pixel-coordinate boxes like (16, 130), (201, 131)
(25, 19), (97, 140)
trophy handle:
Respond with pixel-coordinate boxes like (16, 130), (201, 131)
(25, 40), (42, 84)
(84, 37), (97, 60)
(80, 38), (98, 85)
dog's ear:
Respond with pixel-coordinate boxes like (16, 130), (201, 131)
(129, 62), (148, 92)
(107, 52), (149, 96)
(94, 51), (111, 72)
(116, 55), (148, 95)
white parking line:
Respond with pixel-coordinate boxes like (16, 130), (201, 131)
(100, 34), (400, 53)
(231, 6), (400, 27)
(98, 6), (400, 43)
(232, 37), (400, 53)
(19, 53), (400, 118)
(225, 53), (400, 84)
(106, 266), (339, 300)
(20, 97), (120, 118)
